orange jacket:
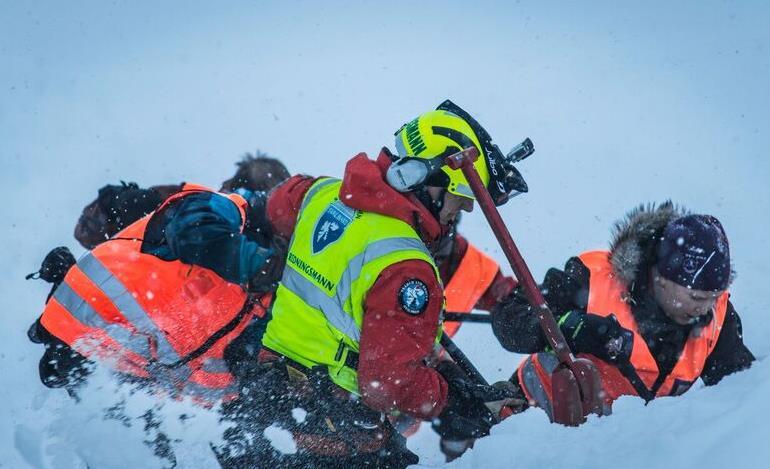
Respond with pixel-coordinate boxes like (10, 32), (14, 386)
(518, 250), (728, 410)
(40, 183), (269, 403)
(442, 243), (500, 337)
(578, 250), (728, 400)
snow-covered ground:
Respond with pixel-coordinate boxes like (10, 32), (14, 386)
(2, 2), (769, 467)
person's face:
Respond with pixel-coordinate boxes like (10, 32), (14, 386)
(427, 187), (474, 225)
(651, 267), (724, 325)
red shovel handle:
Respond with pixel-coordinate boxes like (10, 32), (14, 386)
(445, 147), (604, 424)
(445, 147), (574, 365)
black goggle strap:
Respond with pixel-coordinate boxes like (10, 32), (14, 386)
(437, 99), (500, 160)
(436, 100), (494, 147)
(437, 101), (509, 184)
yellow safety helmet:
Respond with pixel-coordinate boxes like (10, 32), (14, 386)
(389, 100), (530, 205)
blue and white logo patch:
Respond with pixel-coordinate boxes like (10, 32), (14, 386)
(398, 279), (429, 315)
(312, 201), (354, 254)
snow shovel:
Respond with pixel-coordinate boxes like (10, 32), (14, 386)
(445, 147), (604, 425)
(440, 331), (489, 387)
(439, 331), (525, 424)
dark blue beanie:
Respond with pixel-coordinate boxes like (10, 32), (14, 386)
(656, 214), (731, 291)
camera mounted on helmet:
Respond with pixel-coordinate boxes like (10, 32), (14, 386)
(437, 100), (532, 205)
(387, 100), (533, 206)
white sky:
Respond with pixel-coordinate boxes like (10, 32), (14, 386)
(1, 1), (769, 465)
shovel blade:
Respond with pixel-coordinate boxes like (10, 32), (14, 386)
(571, 357), (605, 416)
(551, 366), (584, 425)
(551, 359), (605, 425)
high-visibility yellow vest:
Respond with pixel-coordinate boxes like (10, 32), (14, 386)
(262, 178), (442, 393)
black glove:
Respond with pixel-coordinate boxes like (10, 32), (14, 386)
(26, 246), (76, 284)
(247, 237), (285, 293)
(432, 361), (520, 440)
(234, 188), (273, 247)
(433, 361), (492, 440)
(559, 311), (634, 364)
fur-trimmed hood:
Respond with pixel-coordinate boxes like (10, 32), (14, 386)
(608, 201), (688, 287)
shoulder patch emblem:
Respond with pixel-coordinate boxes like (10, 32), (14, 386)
(312, 200), (354, 254)
(398, 279), (429, 315)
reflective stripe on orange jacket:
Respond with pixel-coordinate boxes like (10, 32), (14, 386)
(518, 249), (728, 411)
(443, 243), (500, 337)
(40, 183), (270, 403)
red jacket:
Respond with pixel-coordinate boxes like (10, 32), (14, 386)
(267, 150), (515, 419)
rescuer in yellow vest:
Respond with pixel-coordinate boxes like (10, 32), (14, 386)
(216, 100), (529, 468)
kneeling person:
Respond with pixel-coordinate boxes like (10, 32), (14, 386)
(493, 203), (755, 419)
(220, 101), (523, 468)
(29, 184), (277, 403)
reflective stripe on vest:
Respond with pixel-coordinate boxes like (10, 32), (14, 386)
(79, 252), (183, 365)
(52, 281), (153, 359)
(40, 184), (263, 403)
(263, 178), (441, 394)
(48, 255), (196, 386)
(280, 236), (432, 342)
(443, 242), (500, 337)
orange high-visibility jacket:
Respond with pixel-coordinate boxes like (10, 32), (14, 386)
(40, 183), (270, 403)
(443, 243), (500, 337)
(518, 250), (728, 410)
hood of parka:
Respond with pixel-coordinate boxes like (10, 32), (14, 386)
(608, 201), (689, 288)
